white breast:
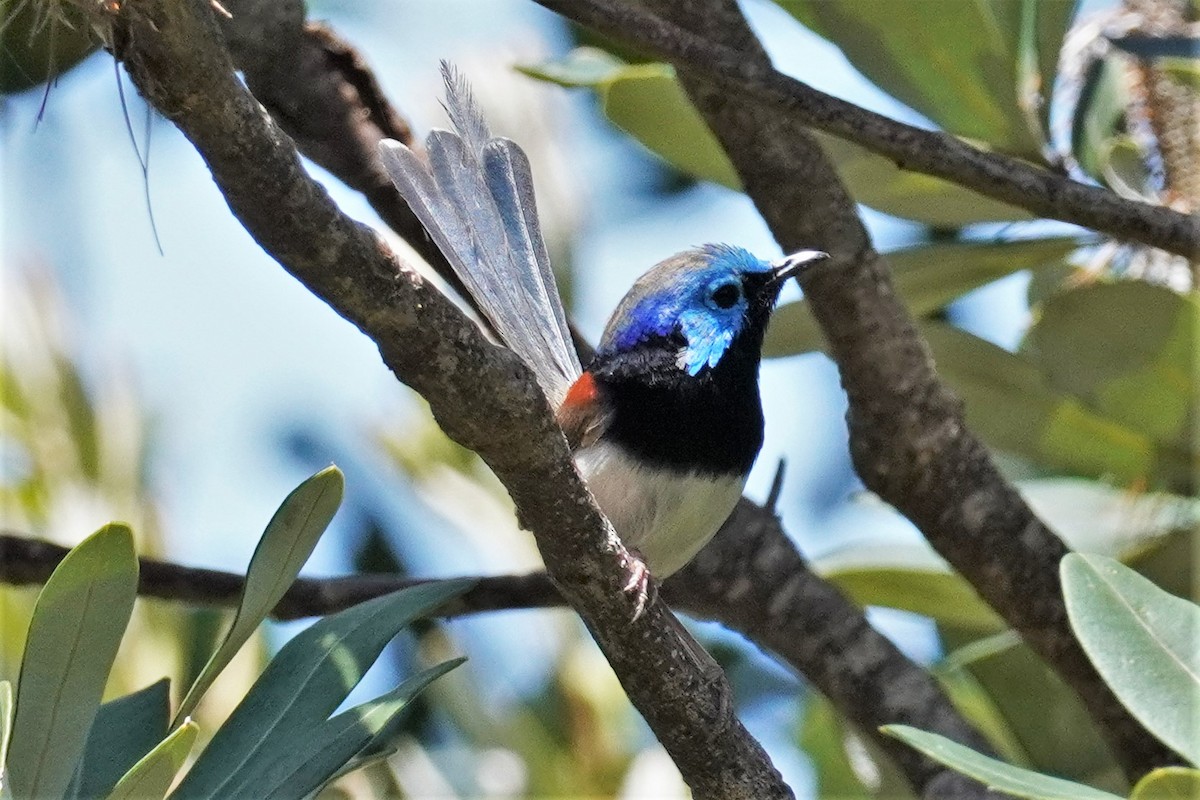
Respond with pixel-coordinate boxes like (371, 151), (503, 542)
(573, 442), (746, 578)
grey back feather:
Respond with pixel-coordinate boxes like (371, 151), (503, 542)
(378, 62), (581, 407)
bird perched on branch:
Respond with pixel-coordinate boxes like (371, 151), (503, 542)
(380, 63), (826, 602)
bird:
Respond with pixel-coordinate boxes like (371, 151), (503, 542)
(379, 63), (827, 598)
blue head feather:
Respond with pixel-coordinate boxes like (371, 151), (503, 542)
(599, 244), (774, 376)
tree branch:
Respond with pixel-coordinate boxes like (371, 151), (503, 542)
(214, 0), (463, 294)
(1, 525), (1000, 798)
(606, 0), (1177, 779)
(535, 0), (1199, 260)
(92, 1), (790, 795)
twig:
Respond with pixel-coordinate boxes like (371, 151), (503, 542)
(1, 522), (999, 799)
(534, 0), (1199, 259)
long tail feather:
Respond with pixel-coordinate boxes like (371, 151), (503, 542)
(379, 62), (581, 406)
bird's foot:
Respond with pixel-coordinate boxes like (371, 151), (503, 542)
(621, 547), (656, 621)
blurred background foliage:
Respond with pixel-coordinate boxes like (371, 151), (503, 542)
(2, 0), (1197, 797)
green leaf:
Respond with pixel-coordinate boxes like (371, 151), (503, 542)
(933, 654), (1032, 767)
(8, 523), (138, 800)
(1161, 58), (1200, 90)
(764, 237), (1078, 357)
(812, 542), (1006, 633)
(0, 681), (12, 800)
(923, 322), (1157, 484)
(1072, 55), (1130, 185)
(1130, 767), (1200, 800)
(775, 0), (1071, 159)
(248, 659), (464, 799)
(1024, 283), (1195, 447)
(938, 629), (1122, 785)
(796, 695), (872, 799)
(173, 580), (473, 799)
(105, 721), (198, 800)
(1061, 554), (1200, 765)
(520, 51), (1030, 225)
(174, 466), (345, 724)
(881, 726), (1124, 799)
(68, 678), (171, 800)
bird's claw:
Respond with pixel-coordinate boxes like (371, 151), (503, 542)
(622, 548), (656, 621)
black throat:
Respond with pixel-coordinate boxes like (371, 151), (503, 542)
(587, 331), (765, 477)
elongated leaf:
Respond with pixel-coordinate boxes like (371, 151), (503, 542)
(923, 322), (1157, 484)
(796, 695), (872, 800)
(174, 466), (344, 724)
(69, 678), (171, 799)
(106, 721), (198, 800)
(881, 725), (1124, 800)
(765, 237), (1078, 357)
(1024, 283), (1195, 449)
(173, 579), (472, 799)
(1072, 55), (1130, 184)
(9, 523), (138, 800)
(1062, 554), (1200, 765)
(248, 659), (464, 800)
(1162, 58), (1200, 90)
(519, 52), (1030, 225)
(776, 0), (1071, 159)
(812, 542), (1006, 633)
(0, 681), (12, 800)
(938, 629), (1120, 783)
(1130, 767), (1200, 800)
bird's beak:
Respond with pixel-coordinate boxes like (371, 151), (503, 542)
(769, 249), (829, 284)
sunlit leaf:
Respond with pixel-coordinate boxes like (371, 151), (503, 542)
(1130, 767), (1200, 800)
(775, 0), (1073, 158)
(68, 678), (170, 800)
(174, 580), (473, 799)
(1062, 554), (1200, 765)
(813, 543), (1005, 633)
(881, 725), (1124, 799)
(765, 237), (1078, 357)
(174, 466), (345, 724)
(106, 721), (198, 800)
(8, 523), (138, 800)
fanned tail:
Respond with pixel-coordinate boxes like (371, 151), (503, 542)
(379, 62), (581, 407)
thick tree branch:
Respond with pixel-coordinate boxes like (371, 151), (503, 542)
(92, 1), (790, 796)
(617, 0), (1177, 779)
(536, 0), (1199, 260)
(213, 0), (463, 294)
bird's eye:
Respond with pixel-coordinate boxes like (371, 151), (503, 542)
(709, 282), (742, 310)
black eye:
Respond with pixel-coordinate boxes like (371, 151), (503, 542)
(710, 282), (741, 309)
